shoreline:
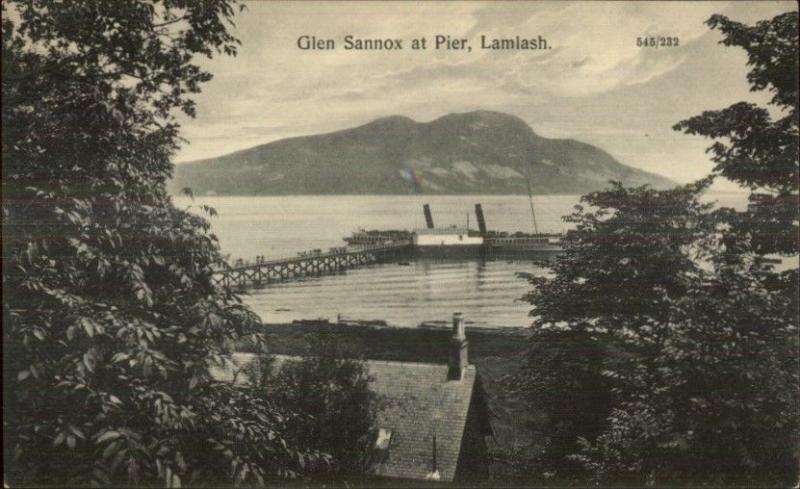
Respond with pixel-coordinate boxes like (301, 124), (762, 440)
(263, 318), (532, 336)
(253, 320), (531, 365)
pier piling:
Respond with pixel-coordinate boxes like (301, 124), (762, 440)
(212, 242), (411, 290)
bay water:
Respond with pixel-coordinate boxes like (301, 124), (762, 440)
(176, 193), (748, 328)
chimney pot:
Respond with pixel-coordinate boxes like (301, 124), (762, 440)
(448, 312), (468, 381)
(452, 312), (465, 340)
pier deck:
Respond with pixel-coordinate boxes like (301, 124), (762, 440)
(212, 242), (412, 290)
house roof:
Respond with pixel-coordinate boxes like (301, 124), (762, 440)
(210, 353), (481, 482)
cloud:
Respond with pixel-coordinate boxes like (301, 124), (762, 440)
(175, 0), (795, 190)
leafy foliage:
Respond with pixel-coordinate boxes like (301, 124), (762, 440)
(570, 264), (798, 485)
(2, 1), (312, 486)
(254, 339), (380, 481)
(517, 10), (799, 487)
(673, 11), (799, 255)
(515, 181), (717, 481)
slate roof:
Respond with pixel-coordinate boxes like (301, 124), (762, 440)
(210, 353), (481, 482)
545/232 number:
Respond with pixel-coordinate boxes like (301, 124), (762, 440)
(637, 36), (680, 48)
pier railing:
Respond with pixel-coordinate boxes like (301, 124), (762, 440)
(212, 242), (412, 289)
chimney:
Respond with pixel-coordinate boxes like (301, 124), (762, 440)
(448, 312), (468, 381)
(474, 204), (488, 235)
(423, 204), (435, 229)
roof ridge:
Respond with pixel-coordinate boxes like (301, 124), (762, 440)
(234, 352), (476, 371)
(366, 359), (475, 370)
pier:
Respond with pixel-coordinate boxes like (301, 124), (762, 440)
(212, 242), (412, 290)
(211, 203), (562, 291)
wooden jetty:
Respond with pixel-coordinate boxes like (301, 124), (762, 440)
(212, 242), (412, 290)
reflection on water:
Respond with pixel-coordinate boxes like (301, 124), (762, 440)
(241, 258), (547, 328)
(177, 193), (749, 328)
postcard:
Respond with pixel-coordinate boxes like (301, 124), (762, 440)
(3, 1), (798, 487)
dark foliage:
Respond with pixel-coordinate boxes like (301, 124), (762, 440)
(2, 1), (316, 486)
(673, 11), (799, 256)
(516, 10), (799, 487)
(246, 339), (379, 481)
(514, 181), (717, 483)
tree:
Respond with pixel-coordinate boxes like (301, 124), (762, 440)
(572, 263), (798, 485)
(515, 180), (715, 482)
(668, 15), (799, 482)
(2, 1), (314, 486)
(519, 10), (799, 486)
(674, 11), (799, 258)
(673, 11), (799, 379)
(261, 338), (380, 481)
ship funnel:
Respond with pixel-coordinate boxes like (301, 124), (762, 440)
(475, 204), (488, 235)
(423, 204), (435, 229)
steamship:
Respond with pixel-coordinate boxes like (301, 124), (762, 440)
(342, 229), (413, 247)
(342, 203), (563, 258)
(415, 203), (562, 257)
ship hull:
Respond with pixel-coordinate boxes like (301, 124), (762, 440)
(483, 245), (562, 259)
(413, 244), (485, 258)
(484, 235), (563, 256)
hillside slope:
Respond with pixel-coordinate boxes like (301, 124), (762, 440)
(172, 111), (674, 195)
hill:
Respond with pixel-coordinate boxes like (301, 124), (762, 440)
(172, 111), (674, 195)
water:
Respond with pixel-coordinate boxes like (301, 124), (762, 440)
(176, 193), (749, 328)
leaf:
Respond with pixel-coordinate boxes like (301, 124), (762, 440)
(102, 440), (121, 459)
(165, 466), (182, 488)
(68, 424), (85, 439)
(111, 353), (130, 364)
(109, 449), (127, 474)
(81, 318), (96, 337)
(175, 451), (187, 471)
(83, 351), (96, 373)
(96, 430), (122, 444)
(17, 370), (30, 381)
(53, 432), (66, 447)
(237, 463), (249, 482)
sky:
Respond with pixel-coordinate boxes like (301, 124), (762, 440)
(176, 1), (797, 190)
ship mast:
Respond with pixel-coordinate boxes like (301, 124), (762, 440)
(524, 163), (539, 234)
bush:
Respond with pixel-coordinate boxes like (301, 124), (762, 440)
(265, 339), (380, 480)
